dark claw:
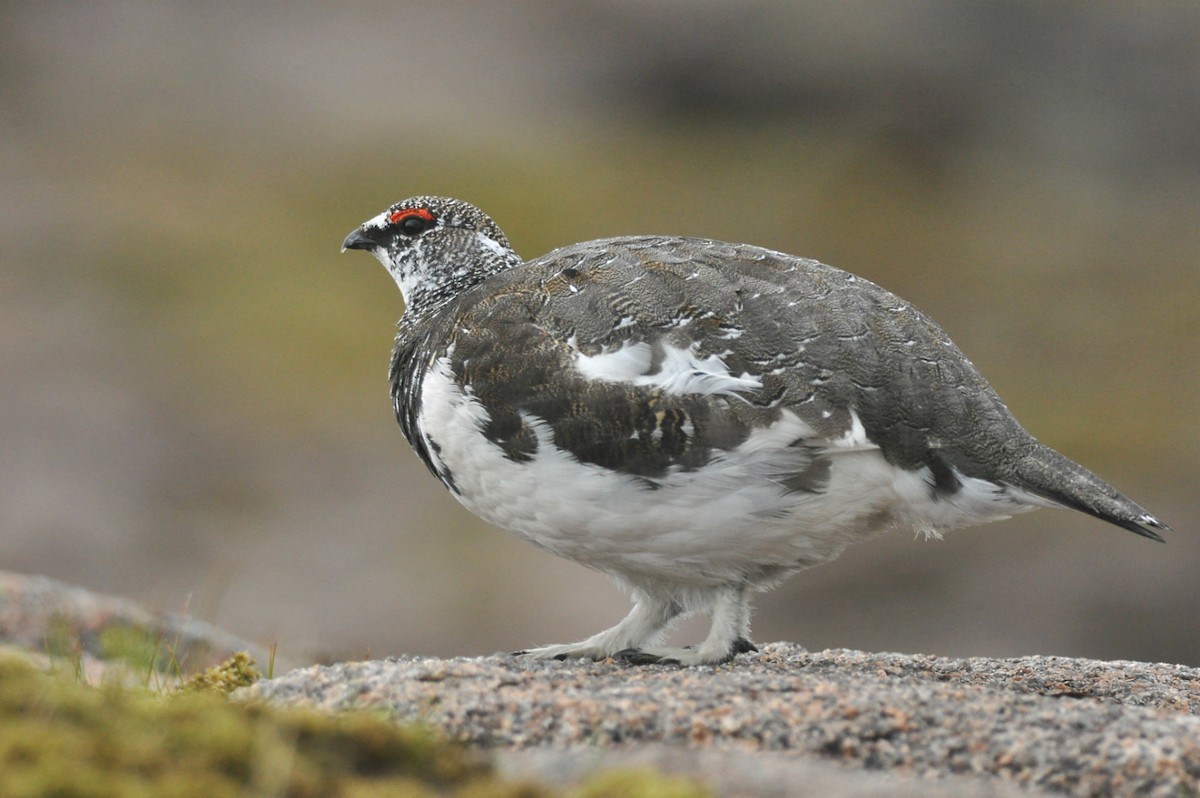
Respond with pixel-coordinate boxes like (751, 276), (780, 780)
(613, 648), (680, 666)
(731, 637), (758, 655)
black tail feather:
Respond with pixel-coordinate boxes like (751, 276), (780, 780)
(1050, 494), (1169, 543)
(1014, 444), (1170, 543)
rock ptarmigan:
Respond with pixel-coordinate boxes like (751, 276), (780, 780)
(342, 196), (1168, 666)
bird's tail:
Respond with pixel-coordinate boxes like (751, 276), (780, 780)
(1012, 444), (1169, 542)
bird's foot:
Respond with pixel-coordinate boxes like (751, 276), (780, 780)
(514, 637), (757, 666)
(613, 648), (681, 666)
(613, 637), (758, 667)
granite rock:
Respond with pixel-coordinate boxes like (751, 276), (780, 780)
(241, 644), (1200, 797)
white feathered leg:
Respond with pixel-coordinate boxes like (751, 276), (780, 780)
(623, 584), (756, 665)
(515, 588), (680, 660)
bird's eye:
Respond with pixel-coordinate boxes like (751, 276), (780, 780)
(401, 216), (428, 235)
(389, 208), (436, 236)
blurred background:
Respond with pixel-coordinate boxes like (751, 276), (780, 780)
(1, 2), (1197, 667)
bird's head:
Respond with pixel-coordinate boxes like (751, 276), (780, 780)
(342, 196), (521, 315)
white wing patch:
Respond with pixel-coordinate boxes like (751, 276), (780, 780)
(574, 339), (654, 381)
(573, 340), (762, 397)
(826, 409), (880, 453)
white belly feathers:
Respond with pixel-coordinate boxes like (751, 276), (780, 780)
(416, 358), (1037, 589)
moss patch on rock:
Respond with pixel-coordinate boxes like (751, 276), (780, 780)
(0, 655), (709, 798)
(176, 652), (262, 696)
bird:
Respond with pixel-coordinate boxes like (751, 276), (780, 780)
(342, 195), (1168, 666)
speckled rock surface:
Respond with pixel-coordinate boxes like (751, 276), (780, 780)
(241, 644), (1200, 797)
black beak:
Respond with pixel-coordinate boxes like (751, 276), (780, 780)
(341, 227), (379, 252)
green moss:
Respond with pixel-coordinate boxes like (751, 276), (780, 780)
(176, 652), (261, 696)
(0, 655), (521, 797)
